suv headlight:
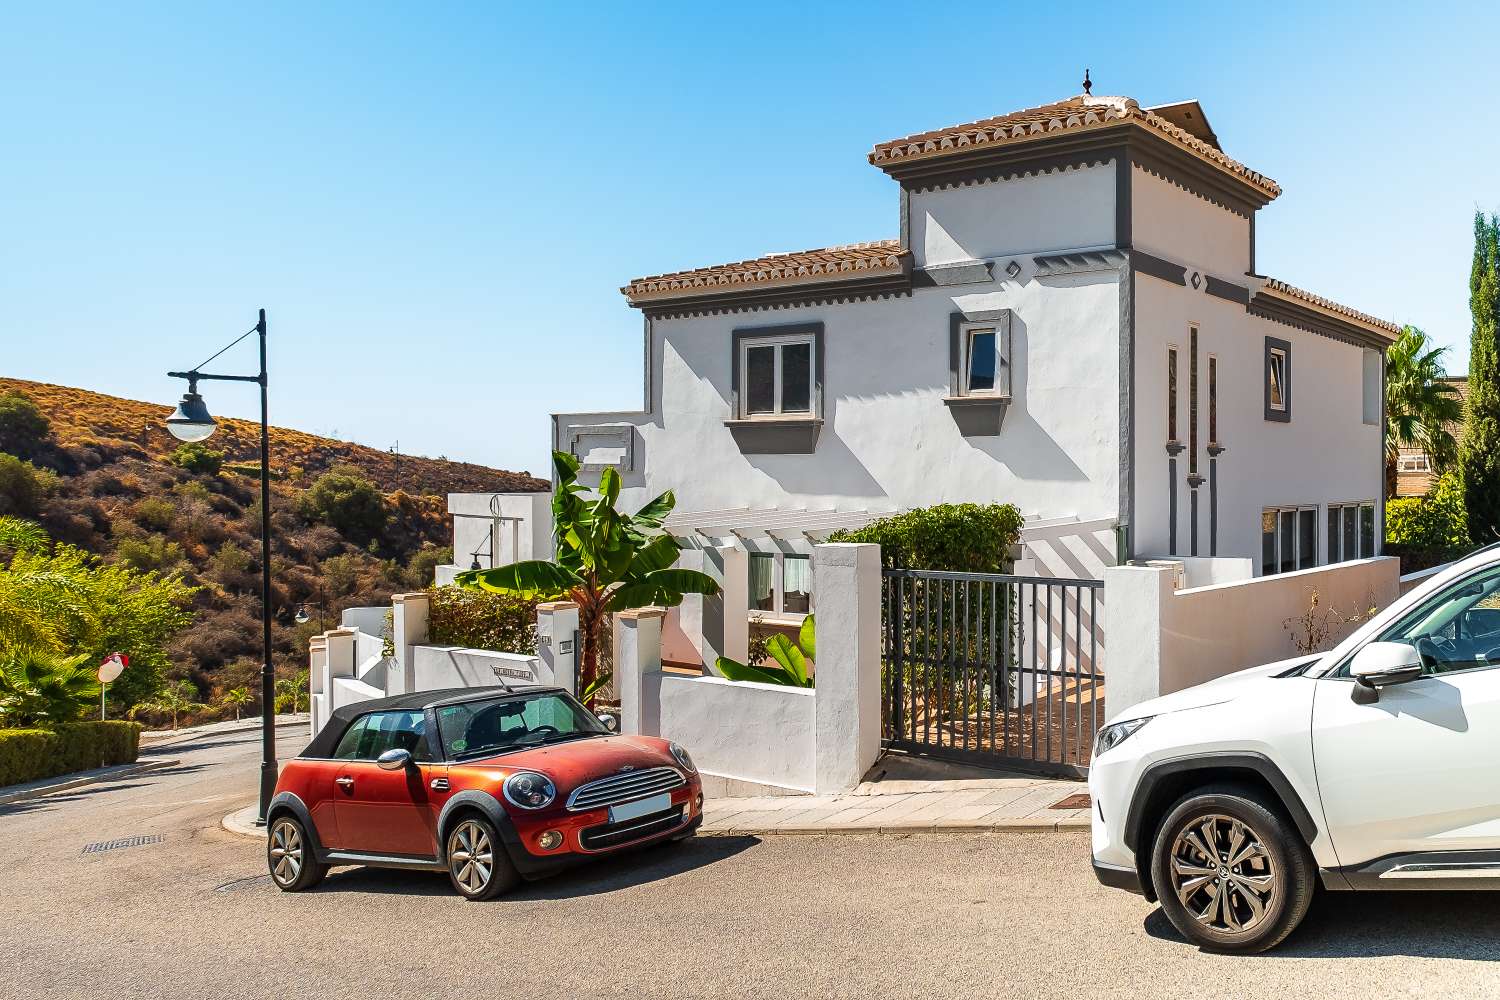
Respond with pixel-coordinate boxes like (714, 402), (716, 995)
(1093, 717), (1152, 758)
(503, 771), (556, 809)
(668, 742), (697, 774)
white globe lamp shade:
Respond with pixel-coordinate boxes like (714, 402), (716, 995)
(166, 391), (217, 443)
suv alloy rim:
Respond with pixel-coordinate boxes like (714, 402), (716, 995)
(1168, 814), (1279, 933)
(269, 820), (304, 886)
(449, 820), (494, 894)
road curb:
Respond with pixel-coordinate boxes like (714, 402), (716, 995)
(141, 717), (310, 750)
(699, 817), (1090, 837)
(0, 758), (181, 806)
(222, 804), (266, 840)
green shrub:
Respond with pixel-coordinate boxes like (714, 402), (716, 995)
(0, 452), (58, 517)
(131, 496), (177, 532)
(0, 648), (100, 726)
(300, 467), (387, 542)
(1387, 472), (1471, 552)
(827, 503), (1024, 571)
(115, 534), (185, 572)
(428, 585), (537, 654)
(169, 442), (223, 476)
(0, 392), (50, 459)
(0, 721), (142, 787)
(404, 545), (453, 589)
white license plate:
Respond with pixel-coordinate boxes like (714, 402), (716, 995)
(609, 792), (672, 824)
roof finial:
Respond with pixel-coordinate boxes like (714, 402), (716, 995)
(1082, 68), (1092, 96)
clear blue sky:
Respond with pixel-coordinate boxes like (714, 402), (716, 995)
(3, 2), (1496, 477)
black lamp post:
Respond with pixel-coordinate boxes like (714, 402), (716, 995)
(165, 308), (278, 823)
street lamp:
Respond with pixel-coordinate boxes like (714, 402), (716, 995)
(164, 308), (278, 824)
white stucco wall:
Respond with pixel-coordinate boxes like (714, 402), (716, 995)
(442, 492), (551, 580)
(1132, 272), (1383, 570)
(1131, 167), (1250, 279)
(410, 645), (550, 690)
(648, 673), (817, 792)
(559, 265), (1122, 533)
(908, 163), (1116, 267)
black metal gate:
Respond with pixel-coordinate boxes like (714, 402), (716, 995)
(881, 569), (1104, 778)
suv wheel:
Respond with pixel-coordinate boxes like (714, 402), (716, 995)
(267, 815), (327, 892)
(1149, 786), (1314, 953)
(445, 816), (519, 901)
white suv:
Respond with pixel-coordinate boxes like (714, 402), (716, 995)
(1090, 545), (1500, 952)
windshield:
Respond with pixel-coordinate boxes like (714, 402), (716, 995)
(436, 691), (607, 760)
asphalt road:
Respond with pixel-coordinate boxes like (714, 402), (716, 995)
(3, 728), (1499, 1000)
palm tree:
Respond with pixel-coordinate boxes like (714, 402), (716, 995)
(129, 679), (201, 730)
(0, 648), (100, 727)
(1386, 325), (1464, 496)
(219, 686), (252, 721)
(457, 451), (720, 708)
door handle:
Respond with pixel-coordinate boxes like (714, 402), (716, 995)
(335, 776), (354, 790)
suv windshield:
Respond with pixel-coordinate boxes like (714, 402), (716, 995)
(436, 691), (607, 760)
(1336, 564), (1500, 677)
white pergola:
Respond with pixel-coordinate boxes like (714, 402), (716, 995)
(664, 506), (892, 546)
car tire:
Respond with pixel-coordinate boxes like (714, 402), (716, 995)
(1149, 784), (1314, 953)
(445, 814), (519, 901)
(267, 814), (327, 892)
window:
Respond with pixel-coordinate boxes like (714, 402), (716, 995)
(332, 710), (432, 762)
(435, 692), (605, 759)
(964, 327), (999, 394)
(1189, 328), (1199, 473)
(1363, 349), (1382, 425)
(747, 551), (813, 617)
(1334, 564), (1500, 678)
(1261, 506), (1317, 575)
(1329, 502), (1377, 562)
(1167, 347), (1179, 441)
(1398, 453), (1432, 473)
(1208, 354), (1218, 445)
(1264, 337), (1291, 422)
(739, 334), (814, 418)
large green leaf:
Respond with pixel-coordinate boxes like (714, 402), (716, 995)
(552, 449), (580, 485)
(627, 534), (682, 577)
(798, 614), (816, 659)
(597, 466), (621, 507)
(765, 633), (809, 686)
(455, 560), (582, 600)
(604, 568), (721, 611)
(632, 490), (677, 528)
(715, 656), (800, 686)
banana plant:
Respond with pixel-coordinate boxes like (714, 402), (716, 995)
(716, 615), (815, 688)
(456, 451), (720, 708)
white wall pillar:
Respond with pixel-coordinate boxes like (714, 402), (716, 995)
(1102, 564), (1173, 719)
(615, 606), (665, 736)
(390, 592), (430, 696)
(716, 545), (749, 668)
(812, 543), (882, 794)
(536, 601), (580, 694)
(323, 627), (357, 711)
(308, 636), (327, 733)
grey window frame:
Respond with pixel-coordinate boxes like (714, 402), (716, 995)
(1261, 505), (1318, 576)
(1328, 501), (1377, 563)
(730, 324), (822, 421)
(1265, 336), (1291, 422)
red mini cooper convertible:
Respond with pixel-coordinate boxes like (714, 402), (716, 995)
(266, 685), (704, 900)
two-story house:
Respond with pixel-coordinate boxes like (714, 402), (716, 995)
(553, 89), (1398, 669)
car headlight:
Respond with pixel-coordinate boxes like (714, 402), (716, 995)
(502, 771), (556, 810)
(1093, 717), (1152, 758)
(668, 742), (697, 774)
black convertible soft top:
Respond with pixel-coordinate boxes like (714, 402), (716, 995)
(301, 684), (560, 758)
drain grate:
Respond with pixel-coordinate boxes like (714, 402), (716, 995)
(82, 834), (165, 855)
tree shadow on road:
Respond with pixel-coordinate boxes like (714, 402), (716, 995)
(1143, 890), (1500, 960)
(0, 765), (208, 819)
(310, 836), (761, 900)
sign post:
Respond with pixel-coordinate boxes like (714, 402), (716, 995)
(98, 653), (127, 721)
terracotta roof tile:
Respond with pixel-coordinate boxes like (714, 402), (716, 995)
(868, 94), (1281, 201)
(1259, 278), (1402, 337)
(623, 240), (906, 302)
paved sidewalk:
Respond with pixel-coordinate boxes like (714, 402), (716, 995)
(700, 773), (1089, 836)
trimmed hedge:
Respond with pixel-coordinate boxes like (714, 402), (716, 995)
(428, 585), (538, 654)
(0, 721), (142, 788)
(827, 503), (1024, 572)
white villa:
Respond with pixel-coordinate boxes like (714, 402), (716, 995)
(549, 89), (1400, 671)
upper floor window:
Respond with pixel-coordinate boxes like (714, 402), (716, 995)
(963, 326), (1000, 394)
(1265, 336), (1291, 423)
(1167, 346), (1179, 442)
(1398, 453), (1432, 473)
(948, 310), (1012, 400)
(741, 334), (814, 417)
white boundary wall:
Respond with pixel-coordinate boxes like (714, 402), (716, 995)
(1105, 555), (1401, 718)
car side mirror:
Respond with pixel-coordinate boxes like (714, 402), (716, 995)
(1349, 642), (1424, 704)
(596, 712), (619, 733)
(377, 748), (414, 771)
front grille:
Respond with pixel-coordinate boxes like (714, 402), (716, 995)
(567, 766), (685, 811)
(579, 806), (685, 851)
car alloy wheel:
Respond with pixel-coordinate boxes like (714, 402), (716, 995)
(269, 820), (304, 886)
(1167, 814), (1278, 933)
(449, 820), (494, 895)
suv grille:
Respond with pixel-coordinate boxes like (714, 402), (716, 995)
(579, 805), (686, 851)
(567, 766), (685, 811)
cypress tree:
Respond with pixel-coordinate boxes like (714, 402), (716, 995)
(1461, 212), (1500, 543)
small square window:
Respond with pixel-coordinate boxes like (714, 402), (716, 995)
(965, 328), (998, 393)
(736, 332), (816, 419)
(950, 312), (1011, 399)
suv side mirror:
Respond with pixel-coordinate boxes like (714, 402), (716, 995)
(377, 748), (414, 771)
(596, 712), (619, 733)
(1349, 642), (1424, 704)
